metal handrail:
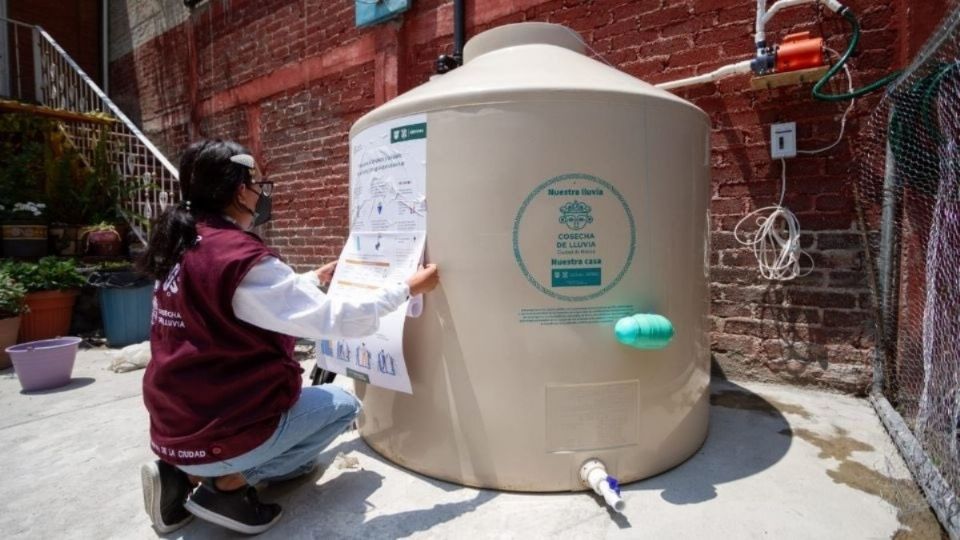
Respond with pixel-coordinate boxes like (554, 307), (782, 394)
(33, 27), (178, 177)
(0, 15), (37, 29)
(0, 16), (35, 99)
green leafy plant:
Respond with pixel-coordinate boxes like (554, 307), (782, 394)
(46, 128), (147, 226)
(82, 222), (119, 235)
(88, 260), (134, 273)
(0, 271), (27, 319)
(0, 113), (52, 214)
(82, 129), (125, 224)
(0, 257), (87, 292)
(0, 115), (146, 228)
(45, 147), (87, 224)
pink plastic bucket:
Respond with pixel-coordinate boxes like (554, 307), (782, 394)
(5, 337), (81, 391)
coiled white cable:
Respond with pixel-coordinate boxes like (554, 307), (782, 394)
(734, 48), (852, 281)
(734, 159), (814, 280)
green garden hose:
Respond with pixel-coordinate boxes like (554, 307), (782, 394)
(887, 62), (960, 192)
(812, 9), (903, 102)
(920, 62), (960, 143)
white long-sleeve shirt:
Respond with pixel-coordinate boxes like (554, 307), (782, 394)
(231, 256), (409, 339)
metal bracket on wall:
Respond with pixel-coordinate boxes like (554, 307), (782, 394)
(750, 65), (830, 90)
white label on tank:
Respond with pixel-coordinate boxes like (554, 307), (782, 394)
(513, 173), (636, 302)
(545, 381), (640, 452)
(349, 117), (428, 232)
(316, 113), (428, 395)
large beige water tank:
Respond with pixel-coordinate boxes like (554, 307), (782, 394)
(353, 22), (711, 492)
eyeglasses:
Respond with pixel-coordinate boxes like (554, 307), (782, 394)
(252, 181), (273, 197)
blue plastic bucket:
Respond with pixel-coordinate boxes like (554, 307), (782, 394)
(99, 285), (153, 347)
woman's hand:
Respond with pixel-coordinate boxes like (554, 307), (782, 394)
(406, 264), (439, 296)
(315, 261), (338, 285)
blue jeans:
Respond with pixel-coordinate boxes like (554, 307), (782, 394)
(177, 386), (361, 486)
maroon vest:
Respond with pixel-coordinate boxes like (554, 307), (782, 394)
(142, 217), (301, 465)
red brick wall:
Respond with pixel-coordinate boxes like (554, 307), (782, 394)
(109, 0), (950, 394)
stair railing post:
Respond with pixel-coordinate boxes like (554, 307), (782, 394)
(31, 26), (41, 103)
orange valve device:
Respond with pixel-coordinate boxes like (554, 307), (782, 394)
(775, 32), (825, 73)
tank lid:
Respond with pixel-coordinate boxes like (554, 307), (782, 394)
(463, 22), (586, 63)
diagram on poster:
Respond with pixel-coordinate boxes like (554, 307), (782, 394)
(316, 114), (427, 394)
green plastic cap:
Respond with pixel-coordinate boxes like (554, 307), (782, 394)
(614, 314), (674, 350)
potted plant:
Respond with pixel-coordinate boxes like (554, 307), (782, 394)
(0, 270), (27, 369)
(46, 148), (86, 256)
(1, 258), (86, 342)
(80, 222), (123, 257)
(47, 129), (140, 259)
(78, 130), (128, 257)
(0, 114), (52, 258)
(1, 201), (49, 258)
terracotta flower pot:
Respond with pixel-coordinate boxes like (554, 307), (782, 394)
(0, 316), (20, 369)
(19, 290), (80, 342)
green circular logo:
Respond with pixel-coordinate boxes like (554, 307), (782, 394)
(513, 173), (636, 302)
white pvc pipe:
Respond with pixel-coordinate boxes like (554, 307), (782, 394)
(580, 459), (625, 513)
(659, 0), (847, 92)
(823, 0), (844, 12)
(762, 0), (816, 27)
(760, 0), (845, 41)
(655, 59), (753, 90)
(755, 0), (767, 53)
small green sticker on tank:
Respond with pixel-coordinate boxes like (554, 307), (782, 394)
(552, 268), (601, 287)
(346, 368), (371, 383)
(391, 123), (427, 143)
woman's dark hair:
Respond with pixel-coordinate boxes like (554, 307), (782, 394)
(137, 139), (254, 279)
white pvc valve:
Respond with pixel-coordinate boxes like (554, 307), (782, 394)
(580, 459), (626, 513)
(821, 0), (844, 13)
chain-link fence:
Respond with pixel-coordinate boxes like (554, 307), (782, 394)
(857, 4), (960, 536)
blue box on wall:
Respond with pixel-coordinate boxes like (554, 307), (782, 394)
(356, 0), (410, 28)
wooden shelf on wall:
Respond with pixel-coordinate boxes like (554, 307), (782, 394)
(750, 66), (831, 90)
(0, 99), (115, 125)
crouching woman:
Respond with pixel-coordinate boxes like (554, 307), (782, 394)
(137, 140), (438, 534)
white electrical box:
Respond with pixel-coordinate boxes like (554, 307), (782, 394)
(771, 122), (797, 159)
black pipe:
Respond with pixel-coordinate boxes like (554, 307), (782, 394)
(453, 0), (465, 61)
(436, 0), (466, 74)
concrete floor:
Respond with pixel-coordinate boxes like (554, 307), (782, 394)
(0, 349), (944, 539)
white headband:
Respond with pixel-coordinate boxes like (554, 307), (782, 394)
(229, 154), (257, 169)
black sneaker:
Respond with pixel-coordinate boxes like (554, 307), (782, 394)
(140, 460), (194, 533)
(184, 481), (282, 534)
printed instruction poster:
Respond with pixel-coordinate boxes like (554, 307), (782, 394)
(316, 114), (427, 394)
